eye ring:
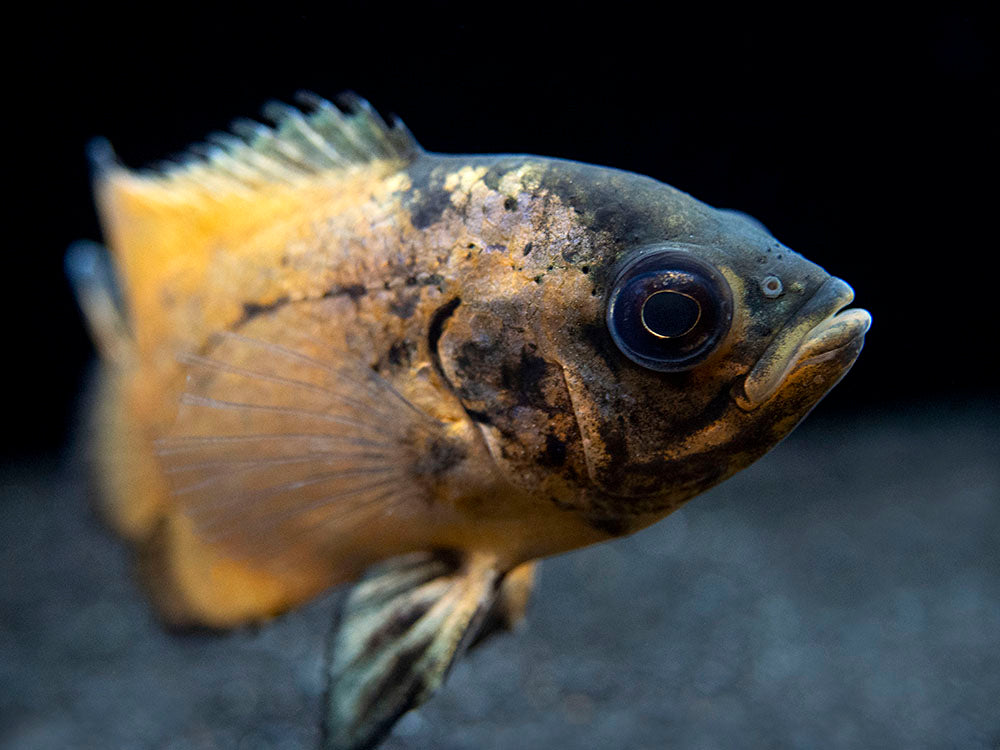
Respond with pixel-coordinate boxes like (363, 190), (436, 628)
(606, 246), (733, 371)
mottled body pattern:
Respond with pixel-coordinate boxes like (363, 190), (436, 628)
(72, 96), (869, 750)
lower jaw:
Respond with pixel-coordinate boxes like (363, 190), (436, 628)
(756, 338), (866, 426)
(735, 324), (868, 412)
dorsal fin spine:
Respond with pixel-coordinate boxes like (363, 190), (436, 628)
(104, 93), (421, 194)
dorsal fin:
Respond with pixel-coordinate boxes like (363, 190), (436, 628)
(94, 91), (420, 200)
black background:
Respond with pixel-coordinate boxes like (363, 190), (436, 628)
(8, 5), (994, 461)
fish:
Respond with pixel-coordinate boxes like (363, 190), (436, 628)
(68, 92), (871, 750)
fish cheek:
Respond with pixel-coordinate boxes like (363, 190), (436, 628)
(434, 303), (589, 508)
(535, 277), (630, 486)
(558, 352), (754, 522)
(537, 275), (734, 511)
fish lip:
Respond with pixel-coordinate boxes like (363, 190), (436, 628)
(735, 276), (871, 410)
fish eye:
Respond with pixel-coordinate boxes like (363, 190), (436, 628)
(606, 247), (733, 371)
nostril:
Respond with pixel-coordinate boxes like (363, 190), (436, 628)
(761, 276), (783, 298)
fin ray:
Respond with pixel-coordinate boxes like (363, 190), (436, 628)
(324, 552), (500, 750)
(117, 93), (420, 196)
(156, 433), (391, 454)
(157, 327), (448, 574)
(211, 331), (438, 424)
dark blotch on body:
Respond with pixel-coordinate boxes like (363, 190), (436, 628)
(540, 432), (567, 467)
(405, 159), (453, 230)
(541, 166), (653, 242)
(405, 273), (445, 288)
(501, 344), (555, 411)
(414, 436), (468, 478)
(455, 340), (500, 402)
(324, 284), (367, 301)
(387, 339), (415, 368)
(390, 293), (420, 320)
(239, 295), (290, 324)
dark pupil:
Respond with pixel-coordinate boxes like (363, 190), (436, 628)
(641, 290), (701, 338)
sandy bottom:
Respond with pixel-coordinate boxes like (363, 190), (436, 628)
(2, 399), (998, 749)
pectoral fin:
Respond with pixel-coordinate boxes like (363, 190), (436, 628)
(324, 550), (500, 750)
(147, 312), (467, 627)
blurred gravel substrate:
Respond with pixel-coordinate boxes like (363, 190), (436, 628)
(2, 400), (998, 749)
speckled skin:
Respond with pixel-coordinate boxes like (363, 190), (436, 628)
(91, 144), (866, 627)
(393, 154), (862, 527)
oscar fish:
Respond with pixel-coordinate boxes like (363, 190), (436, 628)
(68, 93), (870, 750)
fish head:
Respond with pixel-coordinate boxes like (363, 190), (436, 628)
(523, 165), (871, 530)
(428, 157), (869, 537)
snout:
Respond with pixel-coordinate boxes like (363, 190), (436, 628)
(735, 276), (870, 409)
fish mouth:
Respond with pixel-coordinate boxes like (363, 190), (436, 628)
(735, 276), (871, 410)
